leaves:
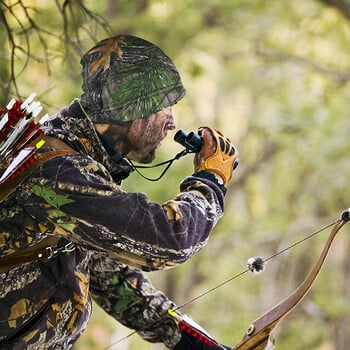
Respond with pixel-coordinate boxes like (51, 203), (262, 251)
(32, 185), (75, 208)
(87, 36), (127, 76)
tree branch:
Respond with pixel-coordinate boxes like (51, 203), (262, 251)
(0, 0), (113, 100)
(319, 0), (350, 21)
(254, 44), (350, 85)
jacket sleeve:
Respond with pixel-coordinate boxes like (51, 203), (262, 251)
(24, 153), (226, 270)
(88, 253), (181, 348)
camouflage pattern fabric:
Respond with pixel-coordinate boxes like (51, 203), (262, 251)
(80, 35), (186, 123)
(0, 101), (225, 349)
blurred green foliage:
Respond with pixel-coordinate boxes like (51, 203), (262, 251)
(1, 0), (350, 349)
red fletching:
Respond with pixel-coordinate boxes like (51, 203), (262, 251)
(179, 320), (218, 347)
(0, 93), (48, 183)
(8, 153), (37, 180)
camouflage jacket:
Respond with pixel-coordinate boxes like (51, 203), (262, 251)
(0, 101), (226, 349)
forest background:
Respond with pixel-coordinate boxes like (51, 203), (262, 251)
(1, 1), (350, 349)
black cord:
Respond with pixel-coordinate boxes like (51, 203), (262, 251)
(129, 149), (190, 181)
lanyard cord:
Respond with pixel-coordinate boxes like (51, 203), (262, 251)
(98, 128), (191, 182)
(129, 149), (190, 181)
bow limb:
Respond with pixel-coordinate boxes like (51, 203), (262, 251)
(232, 209), (350, 350)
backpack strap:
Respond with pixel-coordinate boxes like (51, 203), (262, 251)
(0, 136), (77, 202)
(0, 136), (78, 273)
(0, 235), (62, 273)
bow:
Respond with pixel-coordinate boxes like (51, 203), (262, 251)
(105, 209), (350, 350)
(232, 208), (350, 350)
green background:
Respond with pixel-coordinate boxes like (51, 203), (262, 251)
(1, 1), (350, 349)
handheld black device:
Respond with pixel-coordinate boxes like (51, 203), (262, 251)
(174, 130), (203, 153)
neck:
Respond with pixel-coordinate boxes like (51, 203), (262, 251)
(94, 125), (135, 181)
(94, 123), (130, 157)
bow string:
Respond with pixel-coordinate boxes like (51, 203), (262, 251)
(232, 208), (350, 350)
(105, 208), (350, 350)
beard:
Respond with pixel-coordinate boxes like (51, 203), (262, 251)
(96, 117), (163, 165)
(127, 148), (156, 164)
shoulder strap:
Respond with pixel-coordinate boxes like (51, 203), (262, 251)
(0, 235), (62, 274)
(0, 136), (77, 202)
(0, 137), (78, 272)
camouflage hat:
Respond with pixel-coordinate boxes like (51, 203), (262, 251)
(80, 35), (186, 123)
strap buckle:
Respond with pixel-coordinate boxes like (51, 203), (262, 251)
(46, 241), (76, 259)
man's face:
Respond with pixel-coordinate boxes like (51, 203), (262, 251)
(125, 106), (176, 163)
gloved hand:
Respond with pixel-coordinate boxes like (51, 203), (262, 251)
(194, 126), (238, 185)
(174, 329), (231, 350)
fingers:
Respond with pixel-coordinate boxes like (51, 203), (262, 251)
(200, 126), (236, 158)
(193, 125), (238, 185)
(199, 127), (216, 151)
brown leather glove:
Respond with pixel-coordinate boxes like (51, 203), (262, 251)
(194, 126), (238, 185)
